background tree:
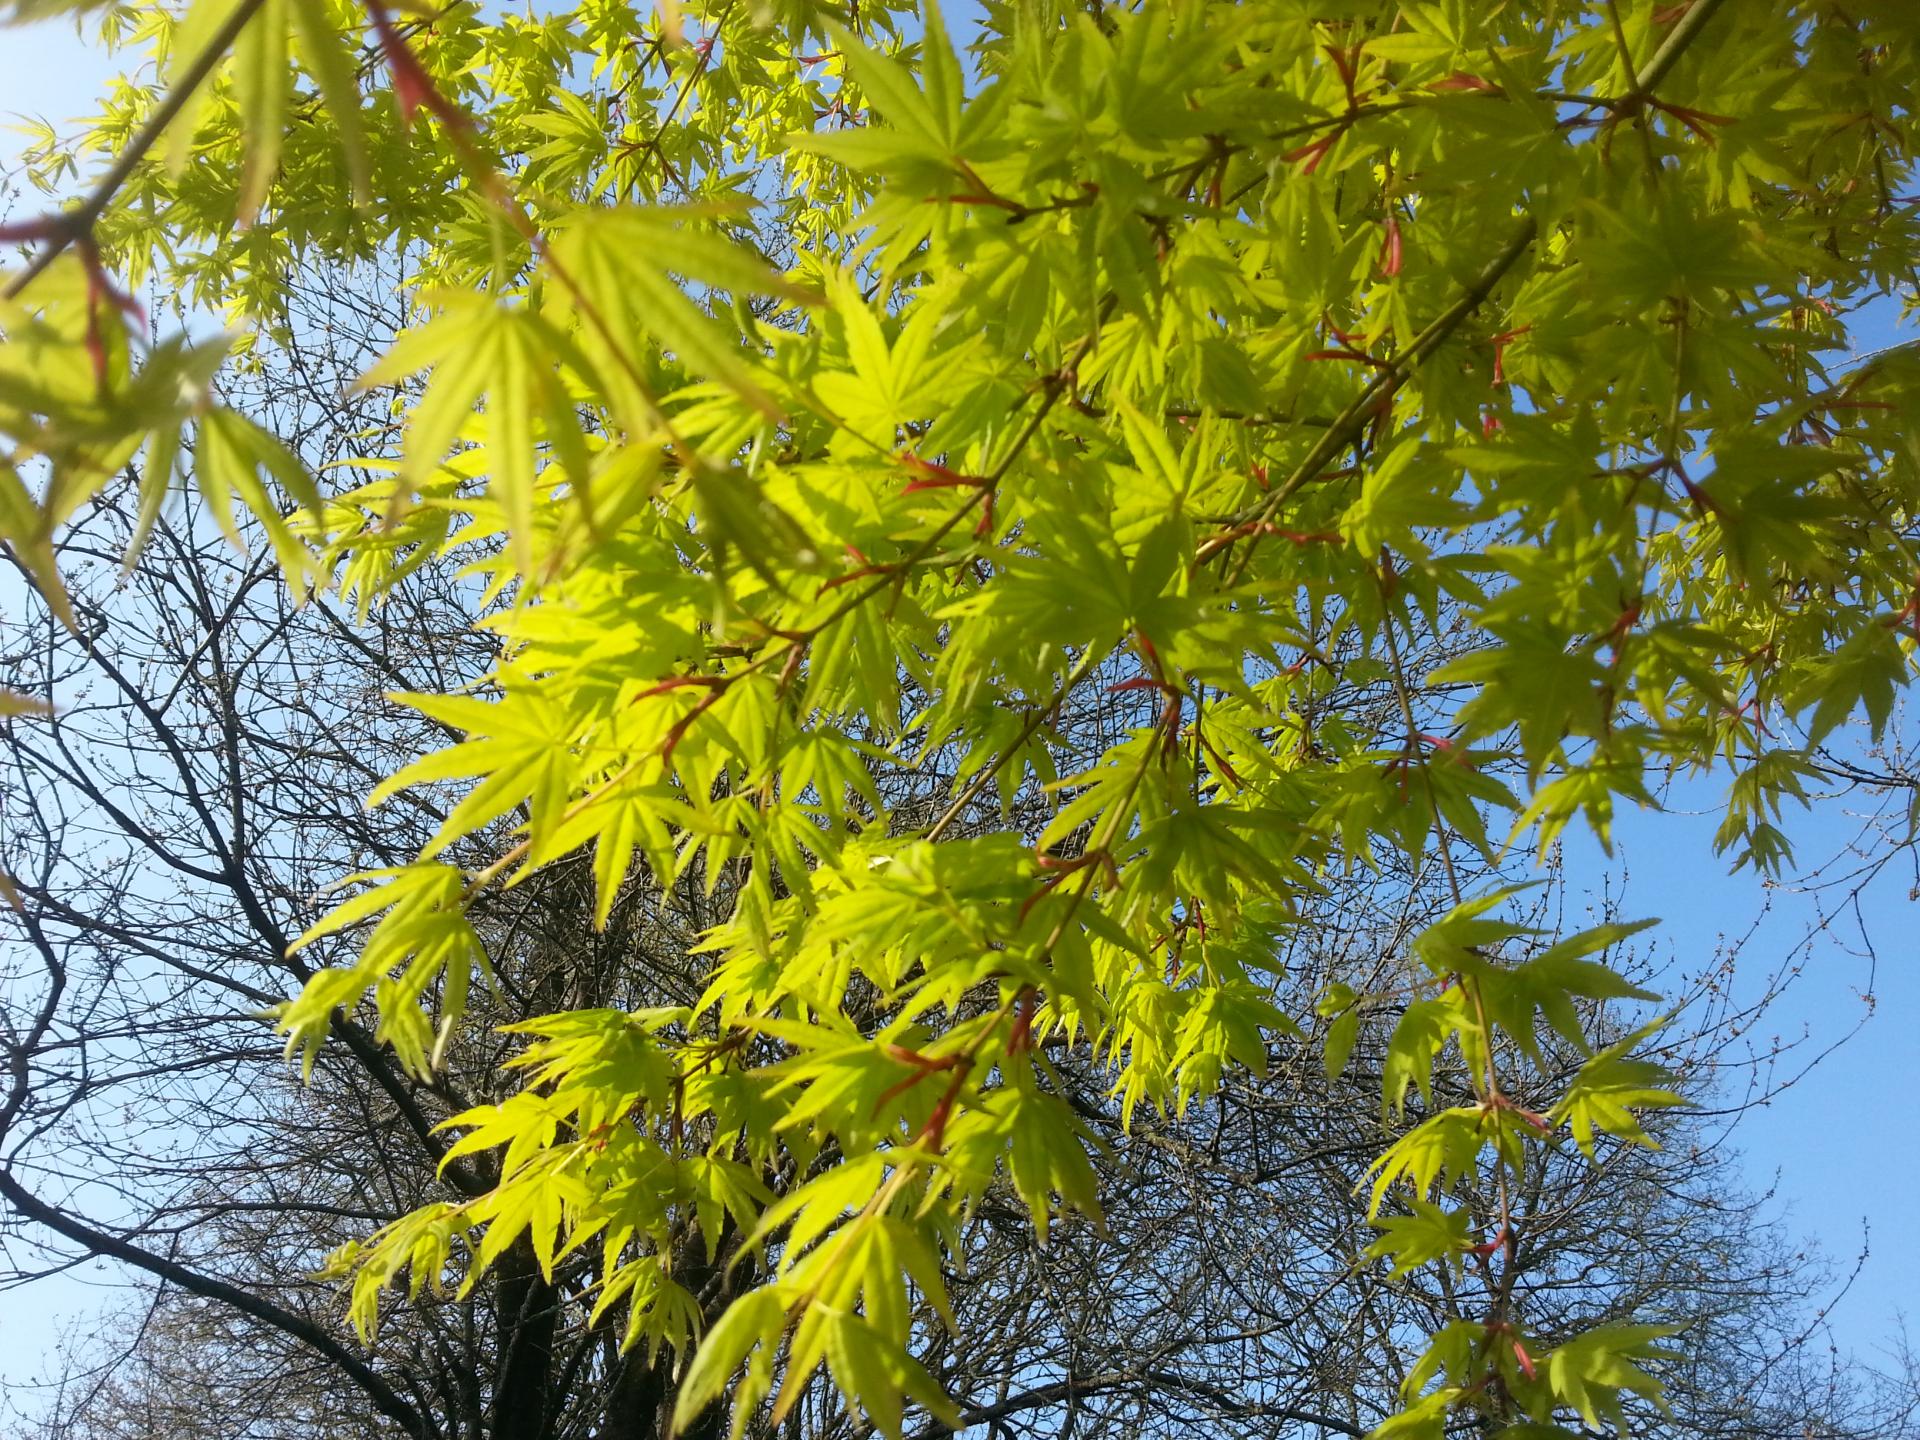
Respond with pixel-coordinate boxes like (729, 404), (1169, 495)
(6, 403), (1915, 1439)
(5, 1), (1920, 1438)
(9, 507), (1918, 1440)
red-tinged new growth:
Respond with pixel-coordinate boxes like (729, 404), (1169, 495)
(1486, 325), (1530, 386)
(2, 218), (145, 390)
(366, 0), (469, 133)
(1197, 520), (1343, 562)
(1512, 1339), (1537, 1382)
(1380, 211), (1403, 277)
(1482, 1093), (1553, 1135)
(1886, 575), (1920, 642)
(900, 453), (996, 537)
(1428, 71), (1502, 94)
(1006, 986), (1039, 1056)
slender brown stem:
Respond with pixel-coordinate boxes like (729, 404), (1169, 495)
(1219, 0), (1735, 587)
(1638, 0), (1732, 93)
(1222, 217), (1539, 585)
(927, 646), (1102, 842)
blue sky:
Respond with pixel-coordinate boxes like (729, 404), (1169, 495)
(1564, 770), (1917, 1357)
(1, 16), (126, 146)
(2, 4), (1915, 1405)
(1, 21), (149, 1400)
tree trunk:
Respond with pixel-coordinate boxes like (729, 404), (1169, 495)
(492, 1236), (559, 1440)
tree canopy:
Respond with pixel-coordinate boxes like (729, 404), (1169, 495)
(3, 0), (1919, 1437)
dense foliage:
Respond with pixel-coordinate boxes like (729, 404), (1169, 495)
(4, 0), (1919, 1436)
